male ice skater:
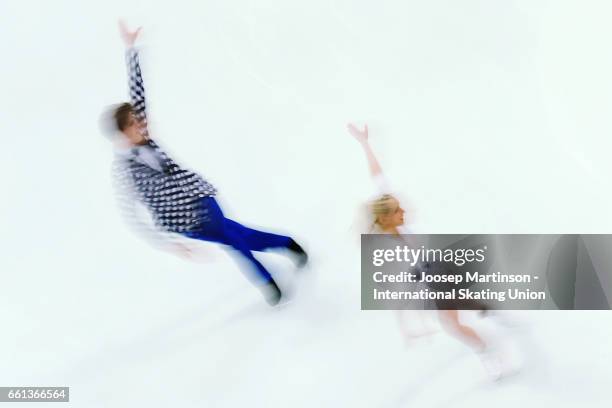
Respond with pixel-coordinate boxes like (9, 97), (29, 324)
(105, 22), (307, 305)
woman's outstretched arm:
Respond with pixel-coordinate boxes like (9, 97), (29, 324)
(347, 123), (393, 195)
(347, 123), (383, 178)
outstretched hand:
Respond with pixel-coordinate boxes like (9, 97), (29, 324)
(347, 123), (369, 144)
(118, 20), (142, 47)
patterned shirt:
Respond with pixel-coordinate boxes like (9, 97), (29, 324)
(112, 48), (217, 235)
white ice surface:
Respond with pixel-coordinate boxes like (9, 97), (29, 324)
(1, 1), (612, 406)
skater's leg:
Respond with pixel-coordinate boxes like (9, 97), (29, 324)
(216, 223), (285, 305)
(438, 310), (486, 351)
(188, 222), (282, 304)
(185, 199), (282, 301)
(223, 219), (292, 251)
(188, 198), (292, 252)
(223, 218), (308, 267)
(222, 228), (276, 283)
(189, 223), (276, 284)
(186, 199), (284, 280)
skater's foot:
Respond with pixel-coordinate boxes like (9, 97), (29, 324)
(287, 239), (308, 268)
(478, 345), (521, 382)
(261, 279), (282, 306)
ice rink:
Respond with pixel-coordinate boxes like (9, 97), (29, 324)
(1, 0), (612, 406)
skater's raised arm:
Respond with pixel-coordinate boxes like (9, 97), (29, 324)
(347, 124), (382, 177)
(119, 21), (149, 137)
(347, 123), (390, 194)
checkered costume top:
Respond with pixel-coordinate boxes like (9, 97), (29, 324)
(112, 48), (217, 236)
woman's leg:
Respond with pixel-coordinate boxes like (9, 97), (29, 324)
(438, 310), (486, 351)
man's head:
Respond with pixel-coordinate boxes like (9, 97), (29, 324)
(101, 103), (146, 145)
(114, 103), (146, 145)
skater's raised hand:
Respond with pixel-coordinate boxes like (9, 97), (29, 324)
(119, 20), (142, 47)
(348, 122), (382, 177)
(347, 123), (369, 144)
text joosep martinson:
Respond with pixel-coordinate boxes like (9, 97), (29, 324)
(369, 245), (544, 302)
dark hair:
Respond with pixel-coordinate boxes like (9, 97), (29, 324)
(114, 102), (135, 131)
(99, 102), (134, 139)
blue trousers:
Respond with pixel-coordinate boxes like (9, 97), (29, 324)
(183, 197), (292, 283)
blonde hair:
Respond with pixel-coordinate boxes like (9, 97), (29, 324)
(351, 194), (407, 237)
(370, 194), (399, 229)
(371, 194), (397, 217)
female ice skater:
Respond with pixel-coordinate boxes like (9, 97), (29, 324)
(346, 123), (512, 378)
(105, 22), (307, 306)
